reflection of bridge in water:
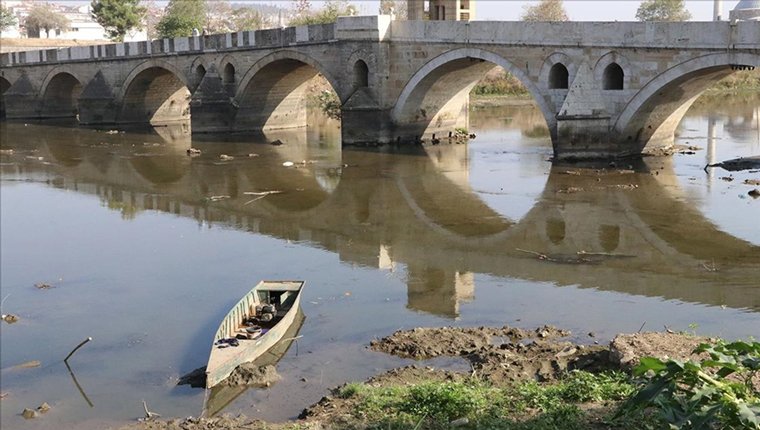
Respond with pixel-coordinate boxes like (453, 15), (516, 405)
(2, 121), (759, 317)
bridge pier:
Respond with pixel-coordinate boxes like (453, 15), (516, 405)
(555, 116), (618, 159)
(78, 71), (119, 125)
(190, 65), (236, 133)
(3, 74), (41, 119)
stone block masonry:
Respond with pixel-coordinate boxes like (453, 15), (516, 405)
(1, 16), (758, 159)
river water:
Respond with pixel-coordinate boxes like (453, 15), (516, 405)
(1, 95), (759, 429)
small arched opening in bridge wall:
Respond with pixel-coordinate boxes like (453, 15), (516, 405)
(235, 51), (342, 132)
(603, 63), (624, 90)
(0, 76), (10, 118)
(119, 65), (191, 126)
(41, 73), (83, 118)
(223, 63), (235, 85)
(194, 64), (206, 85)
(392, 48), (556, 145)
(548, 63), (569, 89)
(353, 60), (369, 90)
(615, 52), (760, 154)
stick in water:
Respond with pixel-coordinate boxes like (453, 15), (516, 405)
(64, 337), (93, 363)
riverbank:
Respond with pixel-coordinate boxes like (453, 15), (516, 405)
(118, 326), (758, 430)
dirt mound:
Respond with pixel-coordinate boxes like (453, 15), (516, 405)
(609, 332), (713, 369)
(369, 325), (570, 359)
(370, 325), (607, 384)
(220, 364), (280, 387)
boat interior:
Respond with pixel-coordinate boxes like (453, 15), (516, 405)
(215, 283), (302, 342)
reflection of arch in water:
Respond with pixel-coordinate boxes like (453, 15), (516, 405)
(392, 48), (556, 144)
(393, 146), (516, 240)
(234, 51), (341, 132)
(118, 61), (192, 126)
(128, 141), (191, 185)
(238, 128), (341, 213)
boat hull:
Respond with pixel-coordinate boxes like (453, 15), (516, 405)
(205, 281), (304, 388)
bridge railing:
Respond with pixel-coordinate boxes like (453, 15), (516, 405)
(388, 20), (760, 50)
(0, 22), (337, 67)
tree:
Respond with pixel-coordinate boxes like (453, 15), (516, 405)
(141, 0), (164, 40)
(205, 0), (233, 33)
(289, 0), (357, 26)
(231, 6), (264, 31)
(635, 0), (691, 21)
(379, 0), (407, 20)
(24, 4), (70, 38)
(91, 0), (146, 42)
(521, 0), (568, 22)
(156, 0), (206, 38)
(1, 5), (17, 32)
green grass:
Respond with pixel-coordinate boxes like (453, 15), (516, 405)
(331, 371), (656, 430)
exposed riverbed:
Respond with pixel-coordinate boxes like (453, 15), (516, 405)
(1, 95), (759, 429)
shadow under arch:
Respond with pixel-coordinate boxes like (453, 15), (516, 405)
(1, 75), (12, 118)
(233, 51), (343, 133)
(40, 71), (83, 118)
(614, 52), (760, 153)
(118, 60), (192, 126)
(392, 48), (556, 143)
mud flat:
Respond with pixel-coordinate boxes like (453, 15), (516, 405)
(119, 326), (739, 430)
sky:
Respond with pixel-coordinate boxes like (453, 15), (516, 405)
(246, 0), (723, 21)
(36, 1), (733, 22)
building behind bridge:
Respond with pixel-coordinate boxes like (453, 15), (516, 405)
(408, 0), (475, 21)
(730, 0), (760, 21)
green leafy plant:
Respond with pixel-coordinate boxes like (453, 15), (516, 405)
(616, 340), (760, 429)
(315, 90), (341, 120)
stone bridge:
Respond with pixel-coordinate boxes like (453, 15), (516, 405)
(1, 16), (759, 159)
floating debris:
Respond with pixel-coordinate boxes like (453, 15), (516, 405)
(745, 179), (760, 186)
(22, 408), (38, 419)
(282, 161), (294, 167)
(270, 139), (284, 146)
(8, 360), (41, 370)
(0, 149), (13, 155)
(2, 314), (19, 324)
(219, 154), (234, 161)
(248, 153), (259, 157)
(707, 156), (760, 172)
(207, 195), (231, 202)
(34, 283), (54, 290)
(186, 148), (201, 156)
(749, 189), (760, 199)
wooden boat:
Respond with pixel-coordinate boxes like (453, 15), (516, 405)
(205, 280), (305, 389)
(203, 307), (305, 417)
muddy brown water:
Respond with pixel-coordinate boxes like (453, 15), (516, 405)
(1, 95), (759, 429)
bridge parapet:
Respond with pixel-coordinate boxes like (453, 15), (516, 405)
(388, 20), (760, 49)
(0, 22), (338, 67)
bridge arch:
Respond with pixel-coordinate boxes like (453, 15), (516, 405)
(392, 48), (556, 142)
(118, 60), (191, 126)
(40, 70), (85, 118)
(614, 52), (760, 152)
(234, 50), (341, 132)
